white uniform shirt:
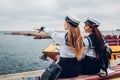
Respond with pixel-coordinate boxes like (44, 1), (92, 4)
(83, 38), (96, 58)
(43, 28), (75, 58)
(83, 36), (109, 58)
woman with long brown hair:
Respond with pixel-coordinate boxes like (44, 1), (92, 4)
(81, 18), (108, 75)
(35, 14), (83, 78)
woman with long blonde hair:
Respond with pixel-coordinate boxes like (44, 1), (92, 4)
(35, 14), (83, 78)
(65, 20), (83, 60)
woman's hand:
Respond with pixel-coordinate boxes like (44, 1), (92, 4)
(33, 27), (42, 33)
(53, 55), (60, 64)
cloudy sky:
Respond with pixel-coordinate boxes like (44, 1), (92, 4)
(0, 0), (120, 31)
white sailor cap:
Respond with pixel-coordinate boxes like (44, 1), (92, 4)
(84, 19), (100, 27)
(65, 14), (80, 27)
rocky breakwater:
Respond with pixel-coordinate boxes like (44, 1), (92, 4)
(5, 31), (51, 39)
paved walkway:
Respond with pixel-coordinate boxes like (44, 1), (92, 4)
(0, 70), (44, 80)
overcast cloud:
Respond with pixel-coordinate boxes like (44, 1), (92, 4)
(0, 0), (120, 31)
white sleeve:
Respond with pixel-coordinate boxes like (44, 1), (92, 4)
(83, 38), (89, 47)
(83, 38), (89, 54)
(43, 27), (65, 44)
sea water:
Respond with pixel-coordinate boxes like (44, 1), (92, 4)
(0, 31), (53, 75)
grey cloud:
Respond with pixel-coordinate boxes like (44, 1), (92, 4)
(0, 0), (120, 31)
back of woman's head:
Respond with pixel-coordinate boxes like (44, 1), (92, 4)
(65, 15), (84, 60)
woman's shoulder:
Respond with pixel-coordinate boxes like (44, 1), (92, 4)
(83, 34), (95, 47)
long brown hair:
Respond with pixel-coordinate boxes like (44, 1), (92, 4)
(90, 26), (104, 58)
(66, 21), (84, 60)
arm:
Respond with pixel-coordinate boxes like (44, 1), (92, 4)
(34, 27), (65, 44)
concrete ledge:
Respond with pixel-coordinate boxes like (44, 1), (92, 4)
(0, 70), (44, 80)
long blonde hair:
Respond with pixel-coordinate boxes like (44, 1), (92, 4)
(66, 21), (84, 60)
